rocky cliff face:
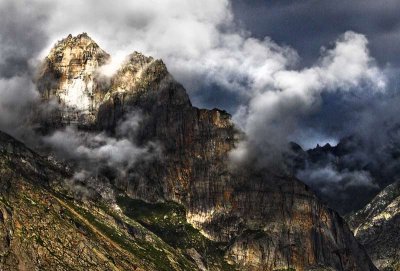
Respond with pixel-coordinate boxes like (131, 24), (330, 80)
(33, 33), (377, 271)
(0, 131), (203, 270)
(349, 181), (400, 270)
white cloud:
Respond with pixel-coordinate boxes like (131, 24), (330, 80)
(229, 31), (385, 166)
(43, 113), (160, 175)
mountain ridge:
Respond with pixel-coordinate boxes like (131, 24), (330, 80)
(2, 33), (378, 270)
(348, 180), (400, 270)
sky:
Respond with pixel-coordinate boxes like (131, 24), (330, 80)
(232, 0), (400, 142)
(232, 0), (400, 68)
(0, 0), (400, 212)
(231, 0), (400, 149)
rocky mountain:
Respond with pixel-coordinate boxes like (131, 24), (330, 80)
(3, 33), (377, 270)
(348, 181), (400, 271)
(37, 33), (110, 129)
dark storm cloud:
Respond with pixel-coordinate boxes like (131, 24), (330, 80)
(0, 1), (49, 76)
(232, 0), (400, 67)
(0, 1), (52, 139)
(231, 0), (400, 147)
(290, 74), (400, 213)
(229, 0), (400, 212)
(229, 31), (384, 170)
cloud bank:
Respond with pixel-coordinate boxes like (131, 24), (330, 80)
(43, 111), (160, 170)
(230, 31), (385, 168)
(42, 112), (161, 200)
(0, 1), (49, 138)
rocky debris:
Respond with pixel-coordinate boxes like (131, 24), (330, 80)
(33, 33), (378, 271)
(349, 181), (400, 270)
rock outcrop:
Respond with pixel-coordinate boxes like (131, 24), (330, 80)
(34, 33), (377, 271)
(349, 181), (400, 270)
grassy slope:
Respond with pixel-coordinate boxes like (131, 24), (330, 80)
(116, 195), (237, 271)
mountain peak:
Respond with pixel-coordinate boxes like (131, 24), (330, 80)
(47, 33), (109, 65)
(37, 34), (111, 128)
(59, 32), (97, 47)
(36, 33), (188, 130)
(32, 34), (377, 270)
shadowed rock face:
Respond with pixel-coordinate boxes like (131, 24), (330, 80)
(349, 181), (400, 271)
(35, 33), (377, 271)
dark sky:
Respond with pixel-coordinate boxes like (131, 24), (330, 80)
(232, 0), (400, 67)
(228, 0), (400, 147)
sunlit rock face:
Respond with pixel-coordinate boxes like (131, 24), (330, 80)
(37, 33), (110, 128)
(36, 34), (377, 271)
(349, 181), (400, 271)
(97, 51), (183, 131)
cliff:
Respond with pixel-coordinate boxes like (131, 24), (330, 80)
(32, 33), (377, 271)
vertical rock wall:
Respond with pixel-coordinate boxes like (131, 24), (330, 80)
(36, 34), (377, 271)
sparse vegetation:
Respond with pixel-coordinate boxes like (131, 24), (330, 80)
(54, 192), (196, 271)
(116, 195), (237, 270)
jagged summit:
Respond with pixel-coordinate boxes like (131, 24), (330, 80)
(37, 33), (179, 130)
(55, 32), (100, 48)
(110, 51), (169, 94)
(46, 32), (110, 68)
(37, 33), (110, 128)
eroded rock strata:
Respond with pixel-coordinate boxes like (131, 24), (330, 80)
(31, 33), (379, 270)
